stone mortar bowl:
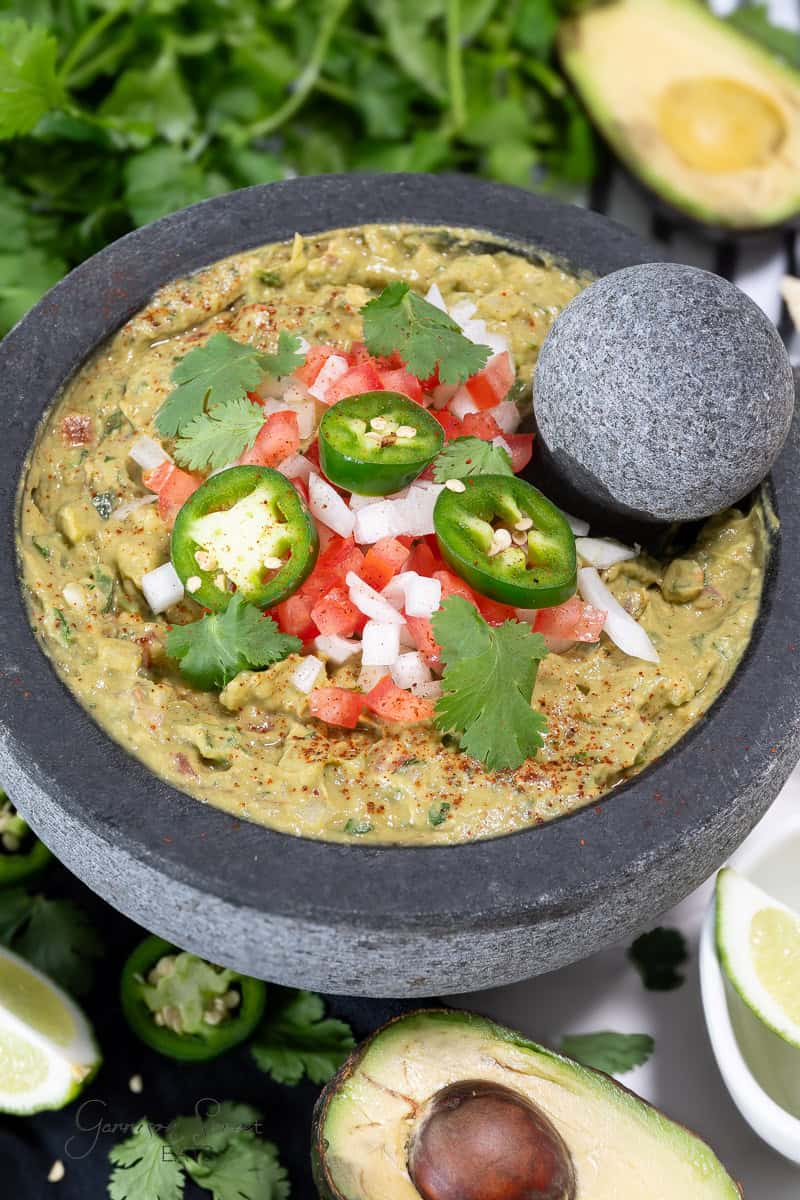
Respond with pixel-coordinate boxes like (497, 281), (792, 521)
(1, 174), (798, 998)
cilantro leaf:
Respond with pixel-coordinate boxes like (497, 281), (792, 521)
(123, 146), (230, 228)
(155, 331), (306, 441)
(560, 1031), (654, 1076)
(432, 435), (513, 482)
(361, 282), (490, 385)
(166, 595), (301, 691)
(250, 987), (355, 1086)
(98, 55), (197, 145)
(627, 927), (688, 991)
(725, 3), (800, 68)
(108, 1119), (185, 1200)
(167, 1101), (262, 1159)
(173, 396), (265, 471)
(0, 19), (66, 138)
(155, 334), (268, 438)
(0, 888), (102, 996)
(432, 596), (549, 770)
(185, 1133), (289, 1200)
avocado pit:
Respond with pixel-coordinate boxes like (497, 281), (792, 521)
(407, 1080), (577, 1200)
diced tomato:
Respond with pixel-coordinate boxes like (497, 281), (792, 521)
(290, 476), (309, 503)
(475, 595), (517, 626)
(305, 438), (321, 471)
(505, 433), (534, 474)
(431, 409), (463, 441)
(310, 586), (365, 637)
(359, 537), (410, 591)
(273, 593), (316, 641)
(405, 616), (441, 666)
(239, 410), (300, 468)
(309, 687), (365, 729)
(294, 344), (339, 388)
(324, 361), (383, 405)
(347, 342), (404, 371)
(61, 414), (93, 445)
(378, 368), (424, 405)
(464, 352), (514, 411)
(434, 569), (476, 606)
(535, 596), (606, 643)
(461, 411), (503, 441)
(143, 461), (201, 528)
(407, 540), (445, 578)
(364, 676), (435, 723)
(300, 535), (365, 604)
(418, 365), (440, 392)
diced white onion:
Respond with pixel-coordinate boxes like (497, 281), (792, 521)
(576, 537), (638, 570)
(382, 571), (417, 610)
(562, 510), (590, 536)
(141, 562), (184, 614)
(260, 398), (293, 416)
(309, 354), (349, 402)
(129, 436), (171, 471)
(488, 400), (521, 434)
(277, 453), (313, 483)
(578, 567), (659, 663)
(313, 634), (362, 664)
(346, 571), (406, 625)
(449, 299), (477, 324)
(514, 607), (538, 625)
(282, 381), (312, 406)
(450, 386), (479, 420)
(411, 679), (443, 699)
(399, 622), (417, 648)
(361, 620), (401, 666)
(492, 435), (512, 458)
(296, 335), (311, 354)
(481, 330), (511, 356)
(403, 484), (443, 537)
(308, 472), (354, 538)
(293, 399), (316, 440)
(349, 491), (381, 511)
(404, 573), (442, 618)
(425, 283), (448, 312)
(460, 317), (489, 345)
(391, 651), (432, 690)
(358, 664), (388, 692)
(62, 583), (86, 610)
(113, 494), (158, 521)
(430, 383), (458, 410)
(291, 655), (325, 694)
(353, 498), (409, 544)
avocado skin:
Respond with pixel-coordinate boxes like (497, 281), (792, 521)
(559, 0), (800, 232)
(310, 1008), (744, 1200)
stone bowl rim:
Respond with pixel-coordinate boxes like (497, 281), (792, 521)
(1, 172), (798, 945)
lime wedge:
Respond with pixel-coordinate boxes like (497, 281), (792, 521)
(716, 866), (800, 1048)
(0, 944), (101, 1114)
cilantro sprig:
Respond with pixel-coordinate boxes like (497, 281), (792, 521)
(560, 1031), (655, 1076)
(627, 927), (688, 991)
(108, 1102), (289, 1200)
(166, 595), (301, 691)
(0, 887), (103, 996)
(250, 987), (355, 1086)
(361, 282), (490, 385)
(154, 330), (305, 468)
(432, 435), (513, 482)
(432, 596), (549, 771)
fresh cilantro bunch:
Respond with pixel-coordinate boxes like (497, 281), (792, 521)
(167, 596), (302, 691)
(0, 886), (103, 996)
(361, 282), (491, 384)
(155, 331), (305, 469)
(560, 1030), (654, 1075)
(250, 987), (355, 1086)
(433, 435), (514, 481)
(432, 596), (549, 771)
(108, 1101), (289, 1200)
(0, 0), (599, 335)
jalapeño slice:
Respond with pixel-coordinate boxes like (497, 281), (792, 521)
(434, 475), (577, 609)
(0, 791), (52, 888)
(319, 391), (444, 496)
(171, 465), (318, 612)
(120, 935), (267, 1062)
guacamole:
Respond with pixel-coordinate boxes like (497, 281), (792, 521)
(17, 224), (768, 845)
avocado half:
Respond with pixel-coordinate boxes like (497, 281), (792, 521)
(559, 0), (800, 231)
(312, 1009), (742, 1200)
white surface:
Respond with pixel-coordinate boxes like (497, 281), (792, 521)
(454, 768), (800, 1194)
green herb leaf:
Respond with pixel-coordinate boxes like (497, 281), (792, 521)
(9, 893), (103, 996)
(725, 3), (800, 68)
(251, 987), (355, 1085)
(53, 607), (71, 645)
(108, 1119), (185, 1200)
(98, 55), (197, 145)
(361, 282), (490, 385)
(0, 19), (66, 138)
(167, 1101), (262, 1159)
(91, 491), (116, 520)
(173, 396), (265, 471)
(123, 146), (230, 228)
(627, 927), (688, 991)
(428, 800), (451, 826)
(155, 333), (269, 438)
(166, 595), (301, 691)
(432, 597), (549, 770)
(560, 1031), (655, 1075)
(432, 436), (513, 482)
(343, 818), (372, 836)
(184, 1132), (289, 1200)
(259, 330), (307, 379)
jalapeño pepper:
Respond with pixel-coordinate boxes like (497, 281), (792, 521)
(120, 935), (267, 1061)
(0, 791), (52, 888)
(319, 391), (444, 496)
(434, 475), (577, 608)
(171, 465), (318, 612)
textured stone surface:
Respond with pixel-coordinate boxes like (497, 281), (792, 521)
(534, 263), (795, 522)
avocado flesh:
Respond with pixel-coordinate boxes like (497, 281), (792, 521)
(559, 0), (800, 230)
(314, 1010), (741, 1200)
